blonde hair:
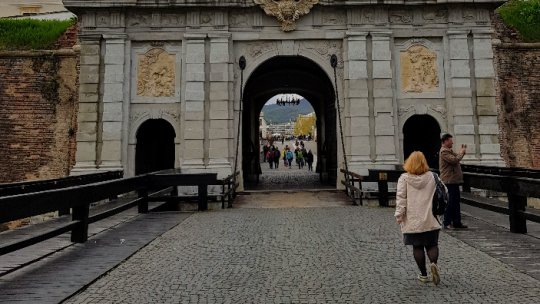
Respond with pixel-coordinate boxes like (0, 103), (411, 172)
(403, 151), (430, 175)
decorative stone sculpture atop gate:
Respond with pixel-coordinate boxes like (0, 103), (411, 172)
(254, 0), (319, 31)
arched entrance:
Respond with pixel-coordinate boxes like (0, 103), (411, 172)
(403, 115), (441, 169)
(135, 119), (176, 175)
(242, 56), (337, 189)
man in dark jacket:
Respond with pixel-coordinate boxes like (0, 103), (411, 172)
(439, 133), (468, 229)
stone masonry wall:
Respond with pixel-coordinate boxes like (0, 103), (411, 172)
(492, 14), (540, 169)
(0, 25), (79, 184)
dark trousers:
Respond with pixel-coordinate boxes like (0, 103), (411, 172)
(443, 184), (463, 227)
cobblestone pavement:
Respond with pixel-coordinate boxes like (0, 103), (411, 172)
(247, 140), (328, 191)
(65, 207), (540, 304)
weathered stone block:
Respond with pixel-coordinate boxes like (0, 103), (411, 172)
(373, 61), (392, 79)
(186, 43), (205, 63)
(475, 60), (495, 78)
(101, 141), (121, 161)
(375, 115), (395, 136)
(374, 98), (393, 114)
(184, 121), (205, 139)
(350, 117), (370, 136)
(479, 124), (500, 135)
(75, 142), (96, 162)
(347, 79), (369, 97)
(347, 60), (367, 79)
(210, 82), (229, 100)
(450, 60), (470, 77)
(376, 136), (396, 155)
(449, 39), (469, 59)
(185, 82), (205, 101)
(481, 144), (501, 154)
(372, 40), (391, 61)
(476, 78), (496, 97)
(347, 40), (367, 60)
(350, 136), (371, 156)
(454, 124), (475, 135)
(349, 98), (369, 114)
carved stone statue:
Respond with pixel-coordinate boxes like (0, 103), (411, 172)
(254, 0), (319, 31)
(400, 45), (439, 93)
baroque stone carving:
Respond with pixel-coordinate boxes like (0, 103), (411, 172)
(422, 8), (447, 23)
(247, 42), (277, 58)
(254, 0), (319, 31)
(400, 45), (439, 93)
(322, 10), (346, 25)
(389, 10), (413, 24)
(137, 48), (176, 97)
(429, 105), (447, 119)
(128, 13), (151, 27)
(398, 105), (415, 117)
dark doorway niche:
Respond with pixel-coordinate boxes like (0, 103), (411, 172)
(403, 114), (441, 169)
(135, 119), (176, 175)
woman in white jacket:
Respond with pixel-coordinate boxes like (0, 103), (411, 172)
(395, 151), (443, 285)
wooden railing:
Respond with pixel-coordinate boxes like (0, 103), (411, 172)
(462, 169), (540, 233)
(342, 165), (540, 234)
(340, 169), (362, 206)
(0, 170), (219, 255)
(0, 171), (124, 197)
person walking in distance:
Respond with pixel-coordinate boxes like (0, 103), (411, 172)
(439, 133), (468, 229)
(306, 149), (314, 171)
(395, 151), (442, 285)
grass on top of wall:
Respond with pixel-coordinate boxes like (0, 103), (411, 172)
(0, 18), (76, 51)
(498, 0), (540, 42)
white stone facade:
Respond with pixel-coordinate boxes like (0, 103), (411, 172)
(65, 0), (505, 187)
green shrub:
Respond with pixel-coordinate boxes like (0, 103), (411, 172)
(0, 18), (76, 51)
(498, 0), (540, 42)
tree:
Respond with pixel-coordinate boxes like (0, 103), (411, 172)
(293, 113), (316, 136)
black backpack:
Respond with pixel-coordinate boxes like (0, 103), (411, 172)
(432, 172), (448, 216)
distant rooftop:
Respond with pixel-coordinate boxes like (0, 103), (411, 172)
(0, 1), (74, 19)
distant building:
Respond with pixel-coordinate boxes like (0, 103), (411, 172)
(267, 122), (295, 139)
(259, 112), (269, 139)
(0, 0), (74, 19)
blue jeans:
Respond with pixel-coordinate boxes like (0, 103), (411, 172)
(443, 184), (463, 227)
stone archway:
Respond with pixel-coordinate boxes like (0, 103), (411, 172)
(403, 115), (441, 169)
(135, 119), (176, 175)
(241, 55), (337, 189)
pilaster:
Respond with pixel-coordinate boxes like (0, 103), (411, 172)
(72, 34), (102, 174)
(447, 30), (476, 157)
(182, 33), (207, 169)
(208, 33), (233, 176)
(100, 34), (127, 171)
(371, 32), (398, 163)
(472, 30), (503, 164)
(344, 32), (370, 165)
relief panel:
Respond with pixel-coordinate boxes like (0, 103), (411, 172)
(395, 38), (445, 99)
(131, 42), (182, 104)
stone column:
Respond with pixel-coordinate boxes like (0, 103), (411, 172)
(72, 34), (102, 174)
(472, 30), (503, 164)
(371, 32), (398, 164)
(344, 32), (371, 170)
(447, 31), (476, 158)
(208, 33), (233, 177)
(99, 34), (126, 171)
(182, 34), (207, 170)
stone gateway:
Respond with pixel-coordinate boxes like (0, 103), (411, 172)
(63, 0), (504, 188)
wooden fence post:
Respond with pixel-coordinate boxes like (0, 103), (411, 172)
(508, 192), (527, 233)
(378, 172), (389, 207)
(138, 189), (148, 213)
(71, 204), (89, 243)
(198, 184), (208, 211)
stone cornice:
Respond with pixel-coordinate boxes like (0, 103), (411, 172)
(63, 0), (505, 10)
